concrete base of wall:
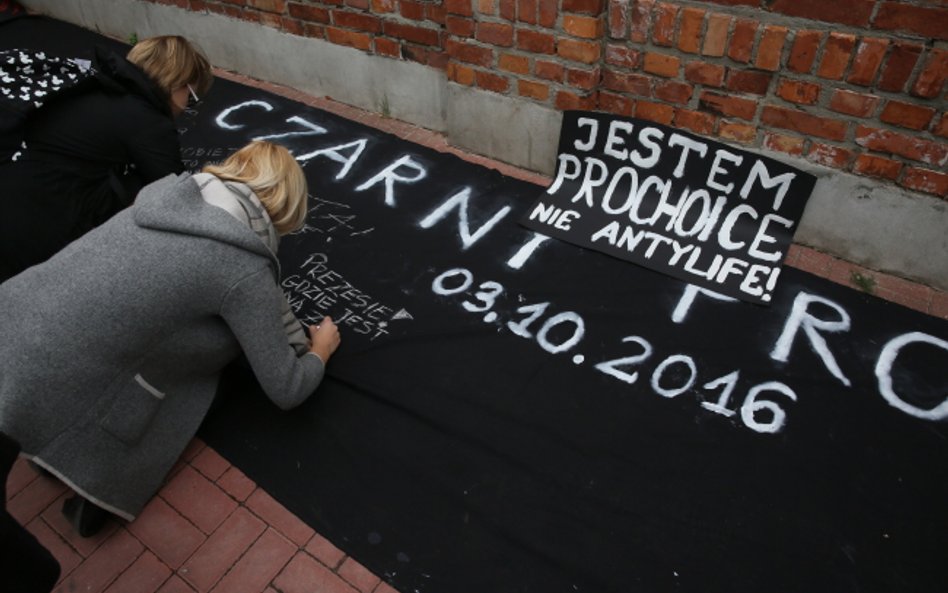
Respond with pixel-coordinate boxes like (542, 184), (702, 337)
(18, 0), (948, 290)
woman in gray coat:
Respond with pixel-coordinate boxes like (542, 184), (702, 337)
(0, 140), (340, 536)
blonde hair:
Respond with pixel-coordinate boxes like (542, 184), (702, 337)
(203, 141), (309, 235)
(126, 35), (213, 99)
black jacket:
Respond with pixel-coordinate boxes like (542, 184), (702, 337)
(0, 45), (183, 280)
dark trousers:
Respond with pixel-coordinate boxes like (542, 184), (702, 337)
(0, 432), (61, 593)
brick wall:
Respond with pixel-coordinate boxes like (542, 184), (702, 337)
(145, 0), (947, 197)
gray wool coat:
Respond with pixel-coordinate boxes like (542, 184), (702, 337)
(0, 173), (325, 520)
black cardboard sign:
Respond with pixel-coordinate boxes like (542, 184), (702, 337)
(520, 111), (817, 305)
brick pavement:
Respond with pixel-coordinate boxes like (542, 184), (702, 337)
(5, 71), (947, 593)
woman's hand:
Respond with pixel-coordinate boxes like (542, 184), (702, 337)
(308, 317), (341, 363)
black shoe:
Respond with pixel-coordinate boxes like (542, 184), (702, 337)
(62, 495), (110, 538)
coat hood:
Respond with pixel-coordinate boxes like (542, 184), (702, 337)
(92, 45), (171, 116)
(132, 173), (280, 271)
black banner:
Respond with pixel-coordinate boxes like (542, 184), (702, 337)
(521, 111), (816, 304)
(4, 18), (947, 593)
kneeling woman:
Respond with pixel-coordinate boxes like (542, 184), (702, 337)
(0, 141), (340, 535)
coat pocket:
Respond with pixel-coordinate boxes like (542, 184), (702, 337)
(99, 373), (166, 445)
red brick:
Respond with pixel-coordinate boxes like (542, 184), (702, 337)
(41, 492), (121, 557)
(160, 465), (238, 535)
(384, 22), (441, 45)
(807, 142), (854, 169)
(517, 0), (536, 23)
(933, 291), (948, 321)
(280, 17), (305, 35)
(629, 0), (655, 43)
(332, 11), (381, 33)
(191, 447), (231, 481)
(519, 78), (550, 99)
(304, 532), (347, 568)
(678, 8), (705, 54)
(567, 66), (600, 90)
(817, 33), (856, 80)
(273, 552), (353, 593)
(288, 3), (330, 22)
(157, 575), (197, 593)
(776, 79), (821, 105)
(874, 1), (948, 40)
(762, 105), (848, 141)
(374, 37), (400, 58)
(763, 131), (806, 156)
(538, 0), (557, 27)
(603, 69), (652, 95)
(535, 59), (565, 81)
(936, 114), (948, 139)
(499, 53), (530, 73)
(727, 19), (757, 63)
(557, 37), (601, 64)
(699, 90), (756, 120)
(181, 507), (266, 591)
(674, 108), (716, 135)
(829, 88), (880, 118)
(446, 15), (475, 35)
(475, 69), (510, 92)
(718, 121), (757, 144)
(564, 14), (603, 39)
(6, 458), (38, 498)
(246, 489), (316, 547)
(855, 125), (948, 167)
(57, 528), (143, 593)
(703, 13), (730, 57)
(787, 30), (821, 73)
(912, 49), (948, 99)
(371, 0), (396, 12)
(643, 52), (680, 77)
(445, 0), (473, 16)
(878, 42), (923, 93)
(685, 61), (725, 87)
(326, 27), (372, 50)
(555, 89), (598, 110)
(476, 21), (514, 46)
(247, 0), (286, 12)
(516, 29), (555, 53)
(654, 79), (693, 103)
(128, 497), (206, 569)
(210, 529), (296, 593)
(600, 90), (635, 115)
(847, 37), (889, 86)
(853, 153), (903, 180)
(447, 62), (475, 85)
(653, 2), (678, 47)
(7, 474), (66, 525)
(497, 0), (514, 20)
(24, 517), (83, 578)
(901, 167), (948, 197)
(563, 0), (604, 15)
(609, 0), (629, 39)
(605, 44), (641, 69)
(103, 550), (172, 593)
(755, 25), (788, 71)
(447, 39), (494, 65)
(726, 69), (772, 95)
(880, 100), (936, 131)
(400, 0), (425, 19)
(338, 557), (382, 592)
(770, 0), (874, 27)
(635, 100), (676, 124)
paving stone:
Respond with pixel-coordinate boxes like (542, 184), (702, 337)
(128, 496), (207, 569)
(102, 550), (172, 593)
(272, 551), (359, 593)
(160, 465), (238, 535)
(179, 506), (265, 592)
(246, 488), (315, 546)
(209, 528), (296, 593)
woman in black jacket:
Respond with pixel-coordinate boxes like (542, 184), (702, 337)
(0, 35), (212, 281)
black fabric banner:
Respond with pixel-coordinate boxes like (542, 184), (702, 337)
(4, 17), (947, 593)
(521, 111), (816, 305)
